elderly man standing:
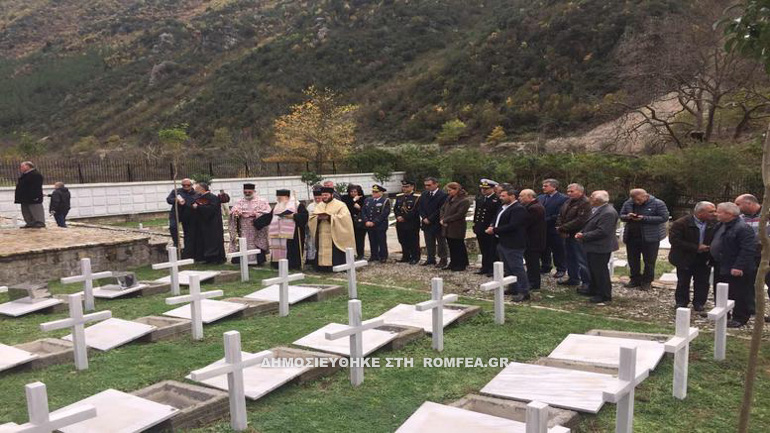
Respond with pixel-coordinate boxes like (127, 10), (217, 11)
(519, 189), (546, 291)
(556, 183), (592, 290)
(228, 183), (271, 266)
(668, 201), (716, 311)
(576, 191), (619, 304)
(620, 188), (669, 291)
(538, 179), (568, 278)
(473, 179), (502, 276)
(735, 193), (769, 321)
(710, 202), (757, 328)
(14, 161), (45, 228)
(166, 178), (197, 248)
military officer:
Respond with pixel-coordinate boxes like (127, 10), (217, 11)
(363, 184), (392, 263)
(394, 180), (422, 264)
(474, 178), (502, 276)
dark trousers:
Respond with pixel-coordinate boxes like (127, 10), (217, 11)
(397, 227), (420, 262)
(497, 244), (530, 294)
(476, 231), (498, 273)
(53, 211), (68, 228)
(525, 250), (542, 290)
(717, 273), (754, 323)
(446, 237), (469, 270)
(541, 225), (566, 272)
(626, 239), (660, 284)
(587, 252), (612, 300)
(367, 229), (388, 261)
(423, 229), (448, 263)
(674, 255), (711, 307)
(169, 216), (179, 247)
(565, 236), (591, 285)
(354, 228), (367, 259)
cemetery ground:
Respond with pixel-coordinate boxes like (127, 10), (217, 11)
(0, 263), (769, 432)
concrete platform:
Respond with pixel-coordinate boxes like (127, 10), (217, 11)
(450, 394), (580, 430)
(12, 338), (93, 371)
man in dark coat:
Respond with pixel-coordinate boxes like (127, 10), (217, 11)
(473, 179), (502, 276)
(184, 182), (226, 264)
(538, 179), (568, 278)
(619, 188), (669, 291)
(575, 191), (619, 304)
(668, 201), (717, 311)
(362, 184), (392, 263)
(166, 178), (197, 248)
(556, 183), (592, 289)
(394, 180), (421, 264)
(48, 182), (71, 228)
(14, 161), (45, 228)
(418, 177), (449, 267)
(487, 187), (530, 302)
(519, 189), (547, 291)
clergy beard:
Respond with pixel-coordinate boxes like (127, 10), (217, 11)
(274, 199), (288, 214)
(244, 193), (255, 200)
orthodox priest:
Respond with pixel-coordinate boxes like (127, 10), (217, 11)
(309, 186), (356, 272)
(305, 188), (323, 266)
(228, 183), (271, 265)
(185, 182), (226, 264)
(268, 189), (308, 270)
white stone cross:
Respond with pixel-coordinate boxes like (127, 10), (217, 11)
(39, 294), (112, 371)
(480, 261), (516, 325)
(603, 345), (649, 433)
(707, 283), (735, 361)
(226, 237), (261, 282)
(60, 258), (112, 312)
(165, 275), (223, 341)
(525, 401), (552, 433)
(415, 277), (458, 352)
(261, 259), (305, 317)
(152, 246), (194, 296)
(189, 331), (270, 432)
(12, 382), (97, 433)
(325, 300), (384, 386)
(664, 308), (699, 399)
(333, 248), (368, 299)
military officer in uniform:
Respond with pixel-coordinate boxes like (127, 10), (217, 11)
(394, 180), (421, 264)
(474, 178), (502, 276)
(363, 184), (392, 263)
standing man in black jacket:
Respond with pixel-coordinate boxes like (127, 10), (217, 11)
(394, 180), (421, 264)
(14, 161), (45, 228)
(668, 201), (716, 311)
(537, 179), (568, 278)
(487, 187), (530, 302)
(418, 177), (449, 267)
(49, 182), (71, 228)
(166, 178), (197, 248)
(473, 179), (502, 276)
(519, 189), (547, 291)
(575, 191), (619, 304)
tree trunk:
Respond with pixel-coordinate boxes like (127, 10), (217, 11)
(737, 122), (770, 433)
(172, 161), (182, 251)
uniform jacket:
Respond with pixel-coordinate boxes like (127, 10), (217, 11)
(524, 200), (547, 252)
(473, 193), (502, 234)
(668, 214), (716, 268)
(362, 195), (391, 231)
(619, 195), (669, 243)
(537, 192), (568, 226)
(418, 188), (448, 234)
(556, 196), (591, 236)
(49, 187), (71, 214)
(492, 201), (529, 250)
(579, 204), (620, 254)
(14, 168), (44, 204)
(710, 217), (757, 275)
(440, 190), (471, 240)
(394, 192), (421, 231)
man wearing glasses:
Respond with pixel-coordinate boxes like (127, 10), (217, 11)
(166, 178), (197, 248)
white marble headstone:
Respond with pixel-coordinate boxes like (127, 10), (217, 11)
(163, 299), (246, 324)
(0, 298), (63, 317)
(376, 304), (464, 334)
(244, 285), (319, 305)
(293, 323), (398, 357)
(153, 270), (220, 286)
(92, 284), (148, 299)
(62, 318), (155, 351)
(548, 334), (665, 376)
(0, 344), (38, 372)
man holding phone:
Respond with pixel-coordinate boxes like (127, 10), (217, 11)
(620, 188), (669, 291)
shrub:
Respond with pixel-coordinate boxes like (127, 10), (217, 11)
(436, 119), (467, 145)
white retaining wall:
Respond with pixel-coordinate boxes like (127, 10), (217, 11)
(0, 172), (405, 220)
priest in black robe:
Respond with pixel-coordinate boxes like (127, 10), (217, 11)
(268, 189), (308, 270)
(184, 182), (226, 264)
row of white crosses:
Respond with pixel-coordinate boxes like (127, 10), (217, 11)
(262, 259), (304, 317)
(152, 246), (194, 296)
(9, 382), (97, 433)
(60, 258), (112, 312)
(664, 308), (699, 400)
(166, 275), (223, 341)
(226, 237), (261, 282)
(333, 248), (367, 299)
(480, 262), (516, 325)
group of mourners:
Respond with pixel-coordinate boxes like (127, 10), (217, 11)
(167, 176), (768, 329)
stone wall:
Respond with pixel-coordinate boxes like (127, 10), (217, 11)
(0, 172), (405, 220)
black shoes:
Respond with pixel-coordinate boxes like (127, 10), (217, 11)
(511, 293), (531, 302)
(475, 270), (489, 275)
(693, 304), (705, 312)
(557, 280), (580, 286)
(576, 288), (592, 296)
(421, 260), (436, 266)
(552, 271), (566, 279)
(623, 281), (641, 289)
(765, 316), (770, 323)
(408, 259), (419, 265)
(727, 320), (747, 328)
(589, 296), (611, 304)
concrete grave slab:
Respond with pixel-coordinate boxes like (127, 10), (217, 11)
(62, 318), (156, 351)
(132, 380), (228, 432)
(585, 329), (672, 343)
(396, 401), (570, 433)
(0, 343), (37, 372)
(480, 362), (624, 413)
(377, 324), (426, 351)
(7, 283), (50, 302)
(0, 297), (64, 317)
(223, 298), (279, 319)
(134, 316), (192, 342)
(293, 323), (399, 357)
(450, 394), (580, 430)
(163, 299), (246, 324)
(92, 284), (149, 299)
(54, 389), (178, 433)
(548, 334), (665, 376)
(244, 284), (320, 305)
(308, 284), (345, 302)
(14, 338), (83, 371)
(375, 303), (476, 334)
(153, 270), (220, 286)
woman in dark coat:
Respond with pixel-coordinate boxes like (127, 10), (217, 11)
(440, 182), (471, 271)
(342, 184), (367, 260)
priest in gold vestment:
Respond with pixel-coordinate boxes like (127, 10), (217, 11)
(309, 186), (356, 271)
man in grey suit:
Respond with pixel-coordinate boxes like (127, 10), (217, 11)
(575, 190), (619, 304)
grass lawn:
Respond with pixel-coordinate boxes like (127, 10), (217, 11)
(0, 264), (768, 432)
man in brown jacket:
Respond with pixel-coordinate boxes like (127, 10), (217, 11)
(556, 183), (592, 289)
(668, 201), (716, 311)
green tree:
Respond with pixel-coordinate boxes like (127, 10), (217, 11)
(436, 119), (466, 145)
(16, 133), (47, 158)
